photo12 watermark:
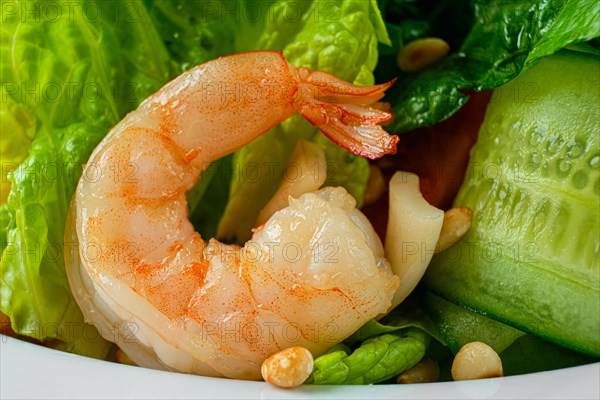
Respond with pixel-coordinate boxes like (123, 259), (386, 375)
(1, 319), (343, 346)
(1, 1), (142, 24)
(1, 0), (345, 25)
(2, 238), (342, 266)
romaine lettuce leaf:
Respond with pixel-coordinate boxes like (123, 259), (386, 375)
(0, 0), (173, 357)
(380, 0), (600, 133)
(0, 205), (10, 255)
(217, 0), (388, 243)
(0, 97), (34, 203)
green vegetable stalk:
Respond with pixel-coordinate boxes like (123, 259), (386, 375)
(307, 306), (442, 384)
(309, 328), (429, 384)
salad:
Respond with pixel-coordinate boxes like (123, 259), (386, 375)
(1, 0), (599, 388)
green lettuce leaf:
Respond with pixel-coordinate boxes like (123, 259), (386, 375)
(0, 0), (173, 357)
(0, 205), (10, 255)
(380, 0), (600, 133)
(217, 0), (387, 244)
(308, 328), (429, 384)
(0, 97), (34, 202)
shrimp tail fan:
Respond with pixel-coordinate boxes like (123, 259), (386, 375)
(294, 68), (398, 159)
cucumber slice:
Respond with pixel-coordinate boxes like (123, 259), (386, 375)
(424, 51), (600, 356)
(421, 292), (524, 355)
(500, 334), (596, 376)
(421, 292), (596, 375)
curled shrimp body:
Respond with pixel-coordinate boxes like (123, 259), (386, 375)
(67, 51), (400, 380)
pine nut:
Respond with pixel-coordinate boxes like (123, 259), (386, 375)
(451, 341), (503, 381)
(261, 346), (314, 388)
(435, 207), (472, 254)
(396, 358), (440, 384)
(397, 38), (450, 73)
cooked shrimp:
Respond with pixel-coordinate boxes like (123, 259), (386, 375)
(67, 50), (400, 380)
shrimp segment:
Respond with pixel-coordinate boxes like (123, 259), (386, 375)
(69, 51), (399, 380)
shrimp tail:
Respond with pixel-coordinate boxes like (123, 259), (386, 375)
(293, 68), (399, 159)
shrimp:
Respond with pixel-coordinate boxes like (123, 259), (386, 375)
(66, 50), (400, 380)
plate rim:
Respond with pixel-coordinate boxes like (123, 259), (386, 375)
(2, 334), (599, 400)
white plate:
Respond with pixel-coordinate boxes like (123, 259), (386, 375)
(1, 335), (598, 400)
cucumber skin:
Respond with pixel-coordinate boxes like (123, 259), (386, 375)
(424, 51), (600, 357)
(421, 292), (597, 375)
(421, 292), (524, 355)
